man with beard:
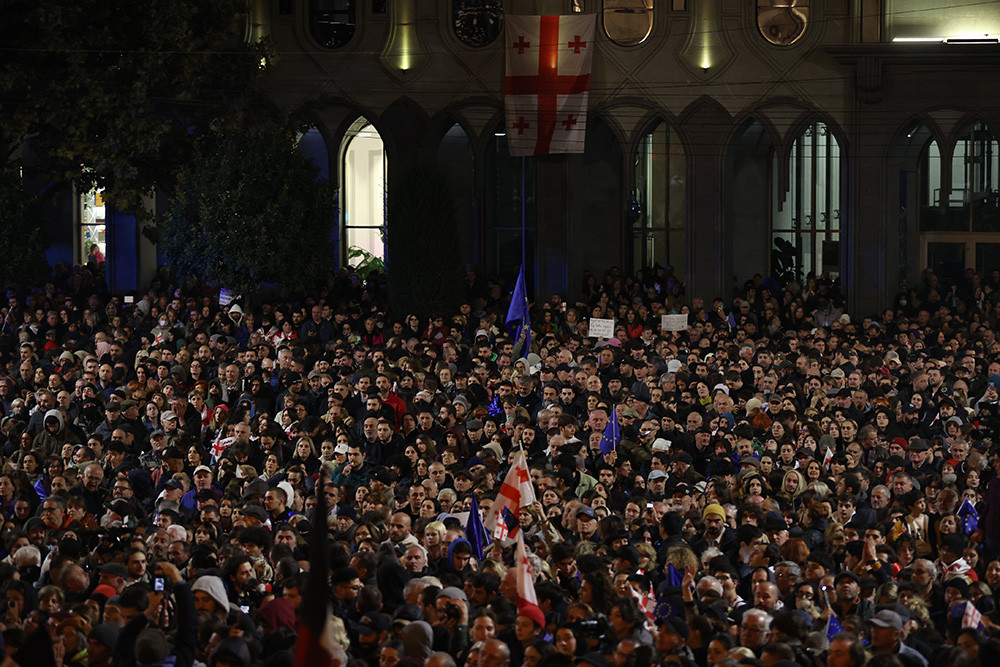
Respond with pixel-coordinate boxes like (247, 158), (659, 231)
(692, 503), (736, 555)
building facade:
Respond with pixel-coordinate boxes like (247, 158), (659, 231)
(67, 1), (1000, 312)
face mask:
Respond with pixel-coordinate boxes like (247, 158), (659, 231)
(900, 299), (907, 306)
(159, 320), (168, 327)
(942, 473), (957, 485)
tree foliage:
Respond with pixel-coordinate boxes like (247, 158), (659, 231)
(0, 0), (265, 215)
(0, 165), (52, 286)
(159, 118), (336, 296)
(387, 155), (463, 317)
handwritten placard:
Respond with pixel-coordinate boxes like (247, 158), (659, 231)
(661, 314), (688, 331)
(589, 318), (615, 339)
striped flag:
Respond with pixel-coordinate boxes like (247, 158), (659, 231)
(484, 449), (536, 538)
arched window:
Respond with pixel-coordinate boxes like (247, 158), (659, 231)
(453, 0), (503, 47)
(920, 123), (1000, 285)
(309, 0), (356, 49)
(340, 120), (386, 268)
(771, 121), (841, 283)
(484, 131), (536, 276)
(603, 0), (653, 46)
(631, 121), (686, 277)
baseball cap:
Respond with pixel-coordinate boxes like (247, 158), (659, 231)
(194, 465), (212, 476)
(870, 609), (902, 630)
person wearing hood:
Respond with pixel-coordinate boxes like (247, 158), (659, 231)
(32, 409), (83, 459)
(431, 537), (474, 578)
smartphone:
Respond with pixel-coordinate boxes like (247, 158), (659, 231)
(153, 577), (165, 592)
(240, 605), (250, 614)
(124, 295), (134, 304)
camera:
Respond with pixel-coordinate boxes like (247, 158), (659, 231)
(572, 618), (610, 643)
(443, 602), (462, 621)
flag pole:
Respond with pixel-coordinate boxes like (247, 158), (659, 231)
(520, 155), (527, 272)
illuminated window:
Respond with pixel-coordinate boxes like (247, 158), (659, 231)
(920, 123), (1000, 285)
(80, 188), (107, 266)
(310, 0), (356, 48)
(921, 124), (999, 232)
(771, 122), (841, 282)
(341, 120), (386, 267)
(631, 121), (686, 276)
(453, 0), (503, 47)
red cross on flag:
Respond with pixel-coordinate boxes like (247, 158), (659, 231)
(505, 14), (596, 157)
(483, 448), (536, 539)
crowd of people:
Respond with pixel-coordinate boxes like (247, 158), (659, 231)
(1, 262), (999, 667)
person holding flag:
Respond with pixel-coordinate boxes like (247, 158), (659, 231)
(506, 266), (532, 356)
(484, 448), (536, 540)
(599, 404), (621, 456)
(466, 494), (491, 560)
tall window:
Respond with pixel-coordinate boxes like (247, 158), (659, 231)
(341, 121), (386, 268)
(920, 123), (1000, 284)
(310, 0), (356, 48)
(453, 0), (503, 47)
(80, 188), (106, 265)
(771, 121), (841, 282)
(921, 124), (999, 232)
(485, 132), (536, 277)
(631, 121), (686, 277)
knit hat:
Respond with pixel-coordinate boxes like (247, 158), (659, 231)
(703, 503), (726, 520)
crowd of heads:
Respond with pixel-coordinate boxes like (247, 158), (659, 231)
(2, 264), (1000, 667)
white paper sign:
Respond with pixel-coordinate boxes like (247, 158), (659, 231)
(219, 289), (234, 307)
(589, 318), (615, 339)
(661, 314), (688, 331)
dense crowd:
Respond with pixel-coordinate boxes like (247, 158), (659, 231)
(1, 262), (1000, 667)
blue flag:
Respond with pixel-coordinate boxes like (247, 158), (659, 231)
(506, 266), (532, 353)
(599, 406), (621, 455)
(486, 393), (504, 416)
(466, 494), (491, 559)
(826, 614), (845, 641)
(958, 499), (979, 536)
(666, 563), (684, 587)
(726, 311), (737, 328)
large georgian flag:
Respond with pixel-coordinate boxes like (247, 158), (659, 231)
(505, 14), (596, 157)
(483, 449), (535, 538)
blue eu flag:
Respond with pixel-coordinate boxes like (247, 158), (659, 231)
(466, 494), (491, 559)
(599, 406), (621, 455)
(958, 499), (979, 536)
(506, 266), (532, 353)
